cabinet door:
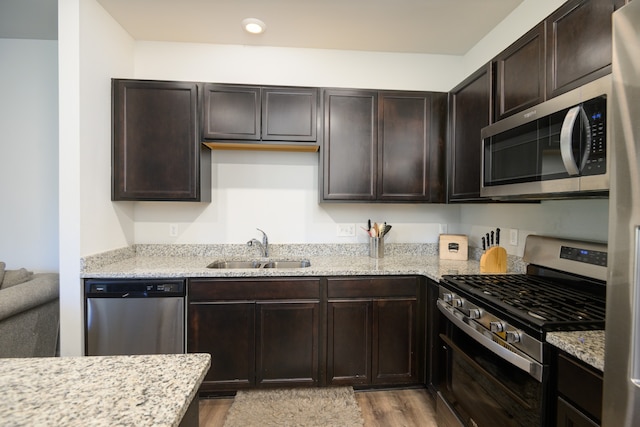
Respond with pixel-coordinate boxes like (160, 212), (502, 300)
(378, 92), (438, 201)
(327, 301), (372, 385)
(546, 0), (615, 98)
(187, 302), (255, 391)
(448, 65), (491, 202)
(372, 298), (418, 384)
(262, 87), (318, 142)
(494, 23), (546, 121)
(256, 301), (319, 386)
(202, 84), (261, 140)
(322, 89), (377, 201)
(112, 79), (209, 201)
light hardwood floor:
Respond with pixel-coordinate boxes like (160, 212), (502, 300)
(198, 388), (437, 427)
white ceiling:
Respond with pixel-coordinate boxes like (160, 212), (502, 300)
(1, 0), (525, 55)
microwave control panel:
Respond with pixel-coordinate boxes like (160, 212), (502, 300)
(582, 95), (607, 176)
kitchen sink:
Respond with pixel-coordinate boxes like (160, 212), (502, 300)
(206, 260), (262, 269)
(206, 259), (311, 269)
(262, 260), (311, 269)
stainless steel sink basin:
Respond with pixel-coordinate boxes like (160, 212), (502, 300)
(262, 260), (311, 269)
(207, 260), (262, 269)
(206, 259), (311, 269)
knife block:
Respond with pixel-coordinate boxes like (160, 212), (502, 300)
(480, 246), (507, 273)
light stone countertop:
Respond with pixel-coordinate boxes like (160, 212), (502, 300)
(546, 330), (605, 371)
(80, 243), (523, 282)
(0, 353), (210, 427)
(81, 253), (487, 282)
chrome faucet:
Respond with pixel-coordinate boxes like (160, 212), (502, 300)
(247, 228), (269, 257)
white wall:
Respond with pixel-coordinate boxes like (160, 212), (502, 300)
(0, 39), (59, 272)
(134, 151), (460, 245)
(58, 0), (135, 356)
(458, 200), (609, 256)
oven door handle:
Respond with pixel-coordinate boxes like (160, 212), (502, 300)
(437, 300), (544, 382)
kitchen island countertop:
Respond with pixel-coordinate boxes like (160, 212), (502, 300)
(0, 353), (210, 427)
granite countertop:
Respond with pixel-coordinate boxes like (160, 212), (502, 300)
(546, 330), (605, 371)
(0, 353), (211, 427)
(80, 243), (519, 282)
(82, 253), (486, 282)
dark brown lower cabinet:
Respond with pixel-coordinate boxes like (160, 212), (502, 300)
(256, 302), (319, 386)
(188, 302), (255, 389)
(326, 276), (423, 387)
(327, 301), (371, 385)
(188, 276), (424, 392)
(556, 351), (603, 426)
(187, 278), (321, 392)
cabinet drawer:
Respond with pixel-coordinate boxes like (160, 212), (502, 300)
(189, 278), (320, 301)
(557, 352), (603, 422)
(327, 276), (418, 299)
(557, 396), (599, 427)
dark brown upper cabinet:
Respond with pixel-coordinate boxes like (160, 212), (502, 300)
(202, 84), (319, 145)
(202, 84), (261, 140)
(448, 64), (492, 202)
(322, 89), (378, 201)
(494, 0), (624, 121)
(321, 88), (446, 203)
(546, 0), (617, 99)
(262, 87), (318, 141)
(378, 92), (446, 202)
(111, 79), (211, 202)
(494, 23), (546, 122)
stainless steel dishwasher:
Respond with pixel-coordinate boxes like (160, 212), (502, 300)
(85, 279), (185, 356)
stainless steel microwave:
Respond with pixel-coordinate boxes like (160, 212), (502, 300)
(481, 75), (611, 200)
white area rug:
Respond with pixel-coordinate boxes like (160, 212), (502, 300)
(223, 387), (365, 427)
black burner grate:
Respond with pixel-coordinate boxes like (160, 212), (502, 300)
(442, 274), (606, 331)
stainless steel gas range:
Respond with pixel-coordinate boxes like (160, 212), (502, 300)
(436, 235), (607, 427)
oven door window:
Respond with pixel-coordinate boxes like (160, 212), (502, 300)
(439, 327), (546, 427)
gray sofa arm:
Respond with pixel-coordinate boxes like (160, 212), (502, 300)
(0, 273), (59, 320)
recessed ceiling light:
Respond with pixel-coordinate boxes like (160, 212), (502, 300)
(242, 18), (266, 35)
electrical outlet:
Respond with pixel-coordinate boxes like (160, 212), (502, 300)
(439, 223), (448, 234)
(336, 223), (356, 237)
(169, 224), (179, 237)
(509, 229), (518, 246)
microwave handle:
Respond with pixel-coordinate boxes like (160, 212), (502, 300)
(560, 106), (583, 176)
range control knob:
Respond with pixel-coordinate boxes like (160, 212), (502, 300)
(451, 298), (463, 308)
(506, 330), (521, 344)
(459, 308), (481, 319)
(489, 321), (505, 333)
(442, 293), (453, 302)
(467, 308), (481, 319)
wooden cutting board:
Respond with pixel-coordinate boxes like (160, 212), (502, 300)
(480, 246), (507, 273)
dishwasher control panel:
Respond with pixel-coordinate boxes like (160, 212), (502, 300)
(85, 279), (185, 297)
